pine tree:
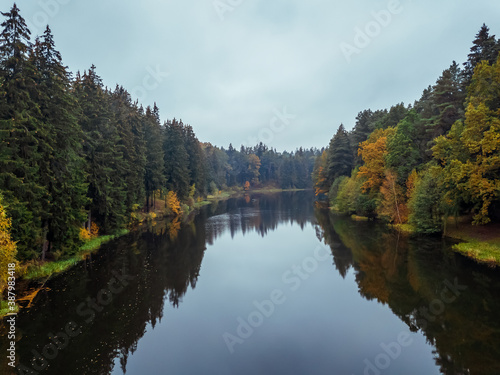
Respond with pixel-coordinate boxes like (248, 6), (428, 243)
(351, 109), (373, 164)
(73, 66), (126, 233)
(143, 104), (164, 210)
(427, 62), (465, 141)
(0, 4), (45, 259)
(163, 118), (189, 200)
(326, 124), (353, 186)
(462, 24), (500, 87)
(111, 86), (146, 211)
(183, 124), (206, 195)
(30, 27), (88, 257)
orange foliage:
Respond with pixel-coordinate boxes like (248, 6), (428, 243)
(358, 128), (395, 192)
(314, 151), (329, 196)
(244, 181), (251, 191)
(379, 170), (408, 224)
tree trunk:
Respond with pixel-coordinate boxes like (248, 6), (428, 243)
(41, 220), (49, 261)
(87, 210), (92, 234)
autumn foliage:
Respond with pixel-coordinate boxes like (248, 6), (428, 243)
(358, 128), (395, 192)
(0, 195), (17, 293)
(166, 191), (182, 216)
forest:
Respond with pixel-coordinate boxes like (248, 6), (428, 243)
(313, 24), (500, 236)
(0, 4), (318, 272)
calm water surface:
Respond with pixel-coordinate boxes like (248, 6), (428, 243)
(3, 191), (500, 375)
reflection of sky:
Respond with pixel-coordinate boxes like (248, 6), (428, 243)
(113, 223), (439, 375)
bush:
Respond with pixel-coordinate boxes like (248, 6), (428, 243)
(209, 181), (218, 195)
(408, 166), (444, 234)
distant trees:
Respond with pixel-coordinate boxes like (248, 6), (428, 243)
(0, 4), (318, 263)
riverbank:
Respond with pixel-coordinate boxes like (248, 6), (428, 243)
(392, 219), (500, 267)
(445, 220), (500, 267)
(23, 229), (130, 281)
(0, 228), (130, 318)
(329, 206), (500, 267)
(1, 188), (306, 318)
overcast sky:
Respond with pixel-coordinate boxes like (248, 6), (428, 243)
(10, 0), (500, 151)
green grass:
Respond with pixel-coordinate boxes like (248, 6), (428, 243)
(391, 223), (417, 234)
(206, 192), (232, 200)
(0, 299), (18, 317)
(79, 229), (129, 253)
(249, 188), (306, 194)
(194, 200), (212, 208)
(24, 229), (130, 281)
(453, 240), (500, 267)
(24, 258), (80, 280)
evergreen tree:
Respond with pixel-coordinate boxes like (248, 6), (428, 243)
(163, 118), (189, 199)
(326, 124), (353, 186)
(143, 104), (164, 210)
(183, 124), (206, 195)
(111, 86), (147, 211)
(462, 24), (500, 86)
(73, 66), (126, 233)
(351, 109), (373, 164)
(31, 26), (87, 257)
(386, 110), (422, 185)
(427, 62), (465, 141)
(0, 4), (45, 259)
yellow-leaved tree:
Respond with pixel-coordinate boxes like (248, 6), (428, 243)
(358, 127), (395, 192)
(433, 58), (500, 224)
(166, 191), (182, 216)
(0, 195), (17, 293)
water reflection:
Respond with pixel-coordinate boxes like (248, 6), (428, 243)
(314, 206), (500, 375)
(1, 192), (499, 375)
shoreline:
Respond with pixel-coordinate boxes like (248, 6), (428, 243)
(330, 208), (500, 267)
(0, 188), (307, 318)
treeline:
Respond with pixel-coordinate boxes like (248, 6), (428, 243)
(0, 4), (317, 263)
(313, 24), (500, 233)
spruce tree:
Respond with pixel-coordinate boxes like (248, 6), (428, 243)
(0, 4), (45, 259)
(143, 104), (164, 210)
(31, 26), (87, 257)
(326, 124), (353, 186)
(163, 118), (189, 199)
(462, 24), (500, 87)
(183, 124), (206, 195)
(73, 66), (126, 233)
(111, 86), (146, 212)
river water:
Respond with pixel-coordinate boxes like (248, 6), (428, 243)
(2, 191), (500, 375)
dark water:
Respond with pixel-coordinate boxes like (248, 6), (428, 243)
(2, 191), (500, 375)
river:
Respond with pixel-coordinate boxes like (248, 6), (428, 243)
(2, 191), (500, 375)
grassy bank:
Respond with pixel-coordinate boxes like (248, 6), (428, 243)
(24, 229), (130, 281)
(445, 220), (500, 267)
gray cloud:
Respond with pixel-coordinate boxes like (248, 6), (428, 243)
(14, 0), (500, 151)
